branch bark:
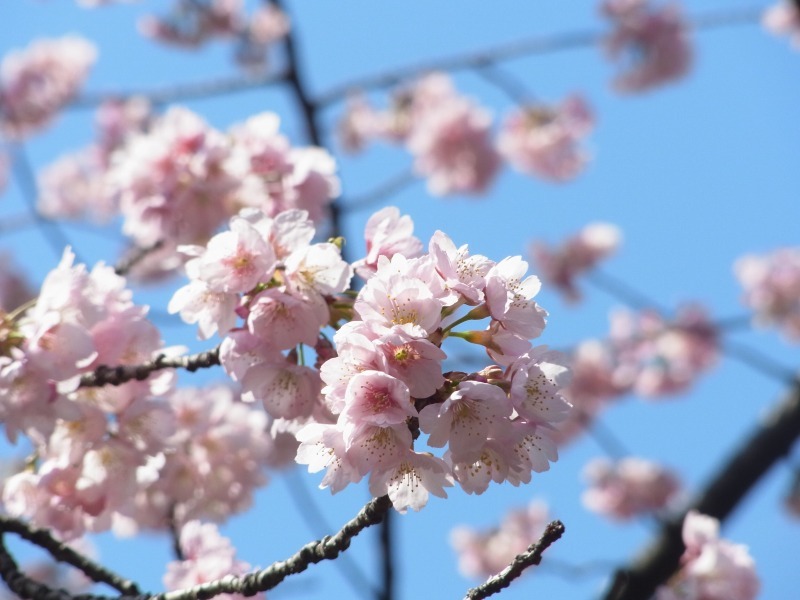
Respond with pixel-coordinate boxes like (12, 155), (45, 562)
(602, 381), (800, 600)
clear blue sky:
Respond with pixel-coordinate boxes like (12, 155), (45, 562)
(1, 1), (799, 599)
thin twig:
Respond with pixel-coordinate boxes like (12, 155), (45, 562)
(0, 516), (141, 595)
(315, 7), (762, 107)
(281, 471), (376, 599)
(341, 167), (417, 214)
(7, 144), (80, 263)
(463, 520), (566, 600)
(113, 240), (165, 276)
(78, 345), (221, 388)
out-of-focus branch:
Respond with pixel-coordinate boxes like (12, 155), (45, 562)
(463, 520), (566, 600)
(378, 510), (394, 600)
(78, 345), (221, 388)
(341, 167), (417, 214)
(314, 7), (761, 107)
(113, 240), (164, 276)
(602, 381), (800, 600)
(73, 71), (288, 110)
(0, 516), (141, 595)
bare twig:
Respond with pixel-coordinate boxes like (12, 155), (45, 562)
(114, 240), (165, 276)
(78, 345), (221, 388)
(0, 516), (141, 595)
(463, 520), (566, 600)
(157, 494), (392, 600)
(602, 381), (800, 600)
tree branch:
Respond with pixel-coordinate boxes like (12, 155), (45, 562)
(602, 381), (800, 600)
(0, 517), (141, 596)
(78, 346), (221, 388)
(157, 494), (392, 600)
(463, 520), (566, 600)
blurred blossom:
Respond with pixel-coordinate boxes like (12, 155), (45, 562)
(450, 500), (549, 578)
(582, 456), (680, 520)
(0, 36), (96, 139)
(497, 95), (594, 182)
(532, 222), (621, 303)
(0, 252), (32, 312)
(763, 1), (800, 48)
(601, 0), (692, 92)
(656, 511), (759, 600)
(735, 248), (800, 341)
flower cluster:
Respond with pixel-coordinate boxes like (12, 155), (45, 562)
(294, 208), (569, 512)
(38, 97), (152, 223)
(735, 248), (800, 341)
(554, 306), (719, 447)
(140, 1), (289, 72)
(497, 95), (594, 182)
(103, 108), (338, 276)
(763, 1), (800, 48)
(582, 457), (680, 520)
(656, 511), (759, 600)
(339, 74), (596, 192)
(0, 36), (96, 139)
(450, 500), (549, 578)
(339, 73), (500, 195)
(601, 0), (692, 92)
(531, 222), (621, 303)
(0, 248), (174, 538)
(164, 520), (263, 600)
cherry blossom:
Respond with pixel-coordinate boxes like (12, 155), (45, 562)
(531, 222), (622, 303)
(352, 206), (423, 280)
(451, 500), (549, 578)
(601, 0), (692, 92)
(763, 1), (800, 48)
(656, 511), (759, 600)
(164, 520), (263, 600)
(0, 36), (96, 138)
(735, 248), (800, 341)
(582, 457), (680, 520)
(497, 95), (594, 182)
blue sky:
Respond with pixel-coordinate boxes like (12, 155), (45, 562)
(1, 1), (800, 599)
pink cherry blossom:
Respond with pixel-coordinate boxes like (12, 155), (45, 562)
(451, 500), (549, 578)
(408, 95), (500, 196)
(0, 252), (32, 312)
(582, 457), (680, 520)
(368, 450), (453, 513)
(429, 230), (494, 306)
(0, 36), (96, 138)
(531, 222), (622, 303)
(140, 0), (243, 48)
(295, 423), (362, 494)
(763, 1), (800, 48)
(735, 248), (800, 340)
(601, 0), (692, 92)
(352, 206), (423, 280)
(340, 370), (417, 428)
(497, 95), (594, 182)
(656, 511), (759, 600)
(485, 256), (547, 339)
(164, 520), (262, 600)
(373, 326), (446, 398)
(508, 347), (572, 425)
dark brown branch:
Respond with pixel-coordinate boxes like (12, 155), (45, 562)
(114, 241), (165, 276)
(157, 494), (392, 600)
(463, 520), (566, 600)
(378, 510), (394, 600)
(78, 346), (221, 388)
(602, 381), (800, 600)
(0, 517), (141, 595)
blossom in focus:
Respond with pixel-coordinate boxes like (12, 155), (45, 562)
(531, 222), (621, 303)
(497, 95), (594, 182)
(582, 457), (680, 520)
(735, 248), (800, 341)
(164, 520), (263, 600)
(601, 0), (692, 92)
(763, 1), (800, 48)
(656, 511), (759, 600)
(0, 36), (96, 138)
(450, 500), (549, 578)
